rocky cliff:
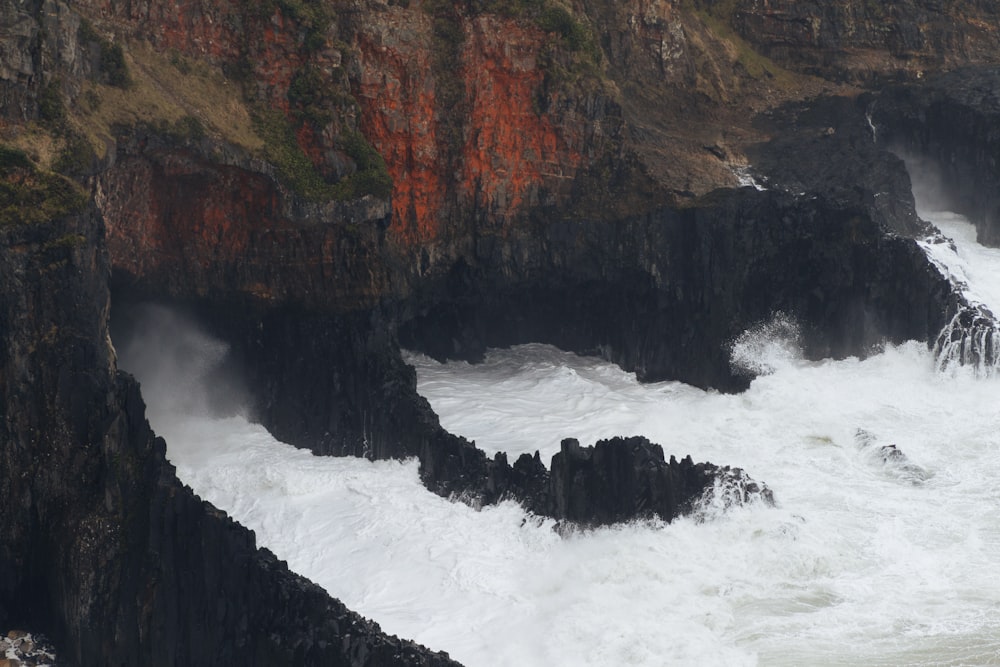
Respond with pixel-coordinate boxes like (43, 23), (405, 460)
(874, 67), (1000, 247)
(3, 0), (1000, 663)
(0, 150), (456, 664)
(728, 0), (1000, 84)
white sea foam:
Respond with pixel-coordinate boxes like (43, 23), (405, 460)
(120, 208), (1000, 667)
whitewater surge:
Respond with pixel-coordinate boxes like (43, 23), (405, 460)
(119, 208), (1000, 666)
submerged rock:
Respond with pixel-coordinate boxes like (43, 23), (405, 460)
(854, 429), (932, 484)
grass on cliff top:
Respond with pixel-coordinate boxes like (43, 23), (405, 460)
(685, 0), (792, 85)
(63, 39), (388, 203)
(0, 146), (88, 226)
(68, 40), (262, 161)
(253, 109), (392, 202)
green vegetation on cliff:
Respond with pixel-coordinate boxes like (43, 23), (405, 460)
(253, 110), (391, 201)
(0, 147), (88, 227)
(79, 19), (133, 88)
(687, 0), (789, 83)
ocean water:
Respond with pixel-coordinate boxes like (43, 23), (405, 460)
(118, 208), (1000, 666)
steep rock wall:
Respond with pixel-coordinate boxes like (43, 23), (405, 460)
(348, 4), (615, 246)
(728, 0), (1000, 84)
(873, 67), (1000, 247)
(398, 187), (954, 390)
(99, 130), (390, 310)
(0, 162), (457, 665)
(5, 1), (1000, 662)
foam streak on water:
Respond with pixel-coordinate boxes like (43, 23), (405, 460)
(123, 211), (1000, 667)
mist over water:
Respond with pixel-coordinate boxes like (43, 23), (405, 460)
(115, 196), (1000, 665)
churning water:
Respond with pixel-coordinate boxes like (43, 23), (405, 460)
(118, 207), (1000, 666)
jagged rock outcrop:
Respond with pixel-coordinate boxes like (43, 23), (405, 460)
(435, 435), (774, 528)
(547, 437), (771, 526)
(0, 153), (457, 666)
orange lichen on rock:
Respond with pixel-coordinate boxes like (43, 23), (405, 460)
(354, 10), (585, 246)
(459, 16), (583, 223)
(354, 11), (446, 245)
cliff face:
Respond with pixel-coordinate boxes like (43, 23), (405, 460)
(352, 9), (615, 245)
(0, 153), (457, 665)
(70, 0), (1000, 279)
(874, 68), (1000, 247)
(99, 130), (390, 309)
(4, 0), (1000, 663)
(729, 0), (1000, 84)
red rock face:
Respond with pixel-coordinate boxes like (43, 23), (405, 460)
(458, 16), (583, 228)
(73, 1), (609, 254)
(99, 150), (273, 283)
(353, 8), (445, 245)
(97, 144), (387, 309)
(76, 0), (1000, 301)
(353, 9), (589, 246)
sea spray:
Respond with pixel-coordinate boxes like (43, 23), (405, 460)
(114, 208), (1000, 666)
(917, 211), (1000, 375)
(728, 311), (803, 378)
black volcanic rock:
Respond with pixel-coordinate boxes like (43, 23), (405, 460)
(0, 178), (457, 665)
(398, 186), (954, 392)
(874, 67), (1000, 246)
(749, 94), (929, 238)
(548, 437), (754, 526)
(3, 1), (1000, 664)
(134, 297), (768, 526)
(423, 432), (773, 528)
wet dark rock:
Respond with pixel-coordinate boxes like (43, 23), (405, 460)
(0, 206), (457, 666)
(932, 304), (1000, 372)
(426, 433), (773, 528)
(398, 185), (954, 393)
(6, 2), (999, 663)
(0, 630), (57, 667)
(855, 428), (932, 483)
(143, 299), (767, 526)
(749, 94), (929, 238)
(874, 67), (1000, 247)
(546, 437), (767, 526)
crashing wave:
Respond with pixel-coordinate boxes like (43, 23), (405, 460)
(729, 312), (803, 378)
(854, 428), (932, 484)
(691, 466), (775, 521)
(933, 305), (1000, 376)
